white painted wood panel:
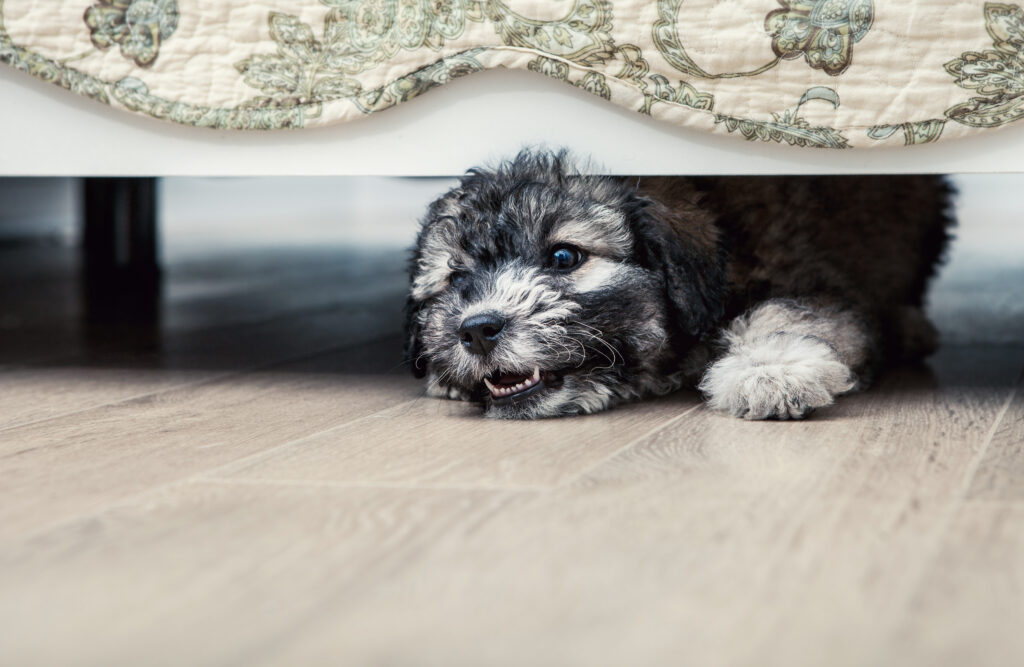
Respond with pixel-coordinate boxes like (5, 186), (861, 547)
(3, 66), (1024, 176)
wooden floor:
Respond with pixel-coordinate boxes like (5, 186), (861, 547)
(1, 177), (1022, 666)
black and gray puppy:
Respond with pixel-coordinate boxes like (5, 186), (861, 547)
(405, 150), (953, 420)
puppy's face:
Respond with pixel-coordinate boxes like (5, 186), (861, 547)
(405, 152), (723, 418)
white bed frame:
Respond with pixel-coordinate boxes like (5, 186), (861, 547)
(3, 66), (1024, 177)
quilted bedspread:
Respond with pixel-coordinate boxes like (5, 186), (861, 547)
(2, 1), (1023, 148)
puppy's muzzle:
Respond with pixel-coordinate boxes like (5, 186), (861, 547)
(458, 312), (507, 356)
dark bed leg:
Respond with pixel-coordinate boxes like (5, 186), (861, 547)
(81, 177), (162, 340)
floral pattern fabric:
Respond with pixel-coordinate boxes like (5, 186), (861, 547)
(84, 0), (179, 67)
(944, 3), (1024, 128)
(766, 0), (873, 76)
(0, 0), (1021, 148)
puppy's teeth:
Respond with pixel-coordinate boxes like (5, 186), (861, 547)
(488, 370), (545, 399)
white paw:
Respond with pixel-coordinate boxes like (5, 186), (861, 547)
(425, 373), (473, 401)
(699, 333), (857, 420)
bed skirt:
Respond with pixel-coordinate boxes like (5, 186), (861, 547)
(2, 1), (1022, 149)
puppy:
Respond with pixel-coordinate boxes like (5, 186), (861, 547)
(405, 150), (953, 419)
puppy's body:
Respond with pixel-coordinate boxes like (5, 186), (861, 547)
(406, 152), (953, 419)
(644, 176), (949, 359)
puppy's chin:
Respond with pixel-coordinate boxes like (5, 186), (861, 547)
(480, 372), (618, 419)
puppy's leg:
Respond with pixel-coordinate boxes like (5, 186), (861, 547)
(699, 299), (871, 420)
(425, 369), (473, 401)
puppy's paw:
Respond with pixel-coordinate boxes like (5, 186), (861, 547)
(425, 373), (473, 401)
(699, 333), (857, 420)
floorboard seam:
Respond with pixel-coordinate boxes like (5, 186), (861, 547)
(185, 398), (425, 482)
(882, 364), (1023, 627)
(199, 476), (547, 492)
(556, 400), (704, 488)
(0, 334), (402, 439)
(0, 370), (236, 438)
(5, 389), (419, 542)
(10, 402), (422, 542)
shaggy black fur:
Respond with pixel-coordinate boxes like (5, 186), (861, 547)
(405, 149), (954, 419)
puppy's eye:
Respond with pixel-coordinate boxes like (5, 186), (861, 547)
(549, 245), (585, 272)
(450, 272), (467, 287)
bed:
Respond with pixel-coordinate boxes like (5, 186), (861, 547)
(3, 0), (1024, 175)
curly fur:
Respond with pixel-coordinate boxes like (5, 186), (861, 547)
(405, 149), (953, 420)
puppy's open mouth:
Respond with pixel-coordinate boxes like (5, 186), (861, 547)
(483, 367), (561, 404)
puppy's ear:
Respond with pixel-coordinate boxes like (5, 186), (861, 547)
(404, 295), (428, 378)
(630, 188), (726, 341)
(404, 186), (463, 379)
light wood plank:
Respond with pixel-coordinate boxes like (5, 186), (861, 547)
(0, 337), (418, 542)
(881, 502), (1024, 667)
(693, 346), (1024, 666)
(966, 375), (1024, 501)
(0, 366), (215, 431)
(213, 390), (702, 489)
(0, 481), (523, 667)
(242, 346), (1024, 667)
(882, 379), (1024, 666)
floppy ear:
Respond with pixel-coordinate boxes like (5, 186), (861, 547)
(403, 295), (428, 378)
(629, 191), (726, 342)
(404, 187), (461, 380)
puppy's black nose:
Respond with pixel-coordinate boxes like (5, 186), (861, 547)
(459, 313), (506, 355)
